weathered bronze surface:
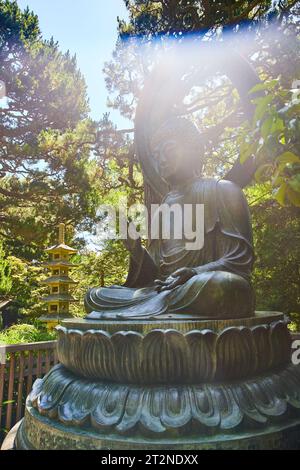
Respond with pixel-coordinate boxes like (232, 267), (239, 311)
(23, 362), (300, 436)
(15, 407), (300, 450)
(14, 312), (300, 450)
(62, 311), (284, 332)
(56, 314), (291, 383)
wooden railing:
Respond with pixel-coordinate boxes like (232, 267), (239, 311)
(0, 341), (58, 440)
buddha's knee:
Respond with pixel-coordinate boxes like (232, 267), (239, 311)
(84, 287), (106, 312)
(193, 270), (254, 317)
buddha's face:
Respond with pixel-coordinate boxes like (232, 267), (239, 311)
(152, 133), (200, 186)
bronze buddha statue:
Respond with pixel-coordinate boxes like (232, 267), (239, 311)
(85, 117), (255, 320)
(13, 50), (300, 452)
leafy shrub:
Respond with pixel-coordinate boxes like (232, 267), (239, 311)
(0, 323), (56, 345)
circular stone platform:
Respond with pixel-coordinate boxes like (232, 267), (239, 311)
(60, 311), (284, 333)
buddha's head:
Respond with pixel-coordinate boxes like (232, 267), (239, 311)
(151, 117), (204, 186)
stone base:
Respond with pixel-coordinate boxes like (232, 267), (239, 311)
(15, 409), (300, 450)
(14, 312), (300, 450)
(23, 363), (300, 437)
(56, 312), (291, 384)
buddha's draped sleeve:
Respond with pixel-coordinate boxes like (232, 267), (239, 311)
(124, 244), (159, 288)
(194, 179), (254, 281)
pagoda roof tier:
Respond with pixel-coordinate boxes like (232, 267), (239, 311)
(45, 243), (77, 254)
(44, 260), (79, 268)
(41, 276), (78, 285)
(41, 294), (78, 302)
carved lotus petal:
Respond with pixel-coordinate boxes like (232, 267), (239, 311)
(56, 320), (292, 384)
(30, 364), (300, 437)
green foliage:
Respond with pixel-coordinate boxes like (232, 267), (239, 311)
(247, 185), (300, 322)
(0, 249), (52, 323)
(239, 75), (300, 207)
(0, 240), (12, 295)
(5, 255), (48, 320)
(105, 0), (300, 210)
(107, 1), (299, 120)
(0, 0), (40, 46)
(119, 0), (297, 37)
(0, 323), (55, 344)
(92, 115), (142, 205)
(71, 240), (129, 317)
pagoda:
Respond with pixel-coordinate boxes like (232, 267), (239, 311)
(40, 224), (78, 329)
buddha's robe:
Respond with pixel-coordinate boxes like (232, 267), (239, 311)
(85, 178), (255, 320)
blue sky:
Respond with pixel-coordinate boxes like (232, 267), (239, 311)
(17, 0), (129, 127)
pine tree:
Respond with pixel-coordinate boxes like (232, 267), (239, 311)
(0, 1), (101, 252)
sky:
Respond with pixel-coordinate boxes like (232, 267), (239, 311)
(17, 0), (130, 127)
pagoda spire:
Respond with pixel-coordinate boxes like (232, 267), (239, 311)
(58, 223), (65, 245)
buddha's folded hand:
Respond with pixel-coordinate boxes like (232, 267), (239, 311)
(154, 267), (197, 292)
